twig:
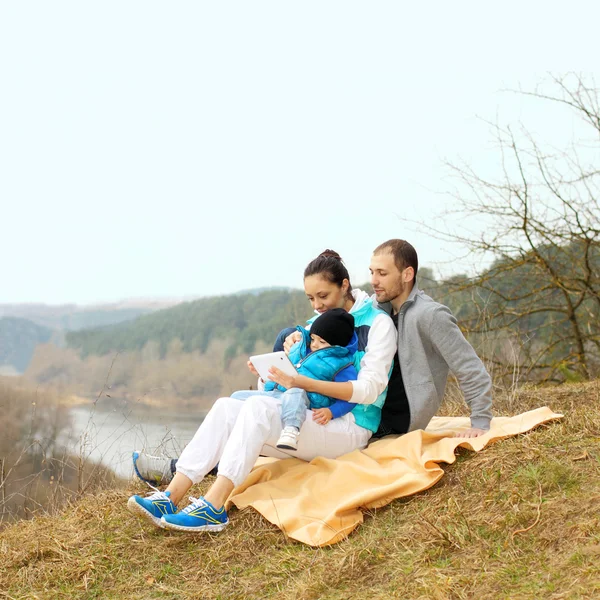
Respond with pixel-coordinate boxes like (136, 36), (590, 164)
(422, 517), (461, 549)
(512, 481), (543, 538)
(93, 351), (120, 406)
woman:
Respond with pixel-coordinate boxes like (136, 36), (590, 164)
(128, 250), (396, 532)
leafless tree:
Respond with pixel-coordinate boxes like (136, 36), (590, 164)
(415, 74), (600, 382)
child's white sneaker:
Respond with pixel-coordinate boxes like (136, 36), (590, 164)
(276, 426), (300, 451)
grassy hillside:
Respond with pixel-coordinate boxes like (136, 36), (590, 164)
(1, 382), (599, 599)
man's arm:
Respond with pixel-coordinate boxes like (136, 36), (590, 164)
(430, 305), (493, 433)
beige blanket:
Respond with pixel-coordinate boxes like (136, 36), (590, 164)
(228, 407), (562, 546)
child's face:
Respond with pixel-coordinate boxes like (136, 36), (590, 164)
(310, 334), (331, 351)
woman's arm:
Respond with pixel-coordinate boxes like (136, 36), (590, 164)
(349, 312), (396, 405)
(267, 370), (355, 400)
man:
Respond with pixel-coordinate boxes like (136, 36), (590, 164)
(370, 239), (491, 438)
(133, 238), (491, 484)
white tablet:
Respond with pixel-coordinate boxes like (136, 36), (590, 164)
(249, 351), (298, 382)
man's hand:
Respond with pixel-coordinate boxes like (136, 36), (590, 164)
(283, 331), (302, 354)
(267, 366), (311, 390)
(247, 360), (261, 379)
(454, 427), (486, 438)
(312, 408), (333, 425)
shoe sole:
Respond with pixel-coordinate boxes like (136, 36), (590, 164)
(160, 519), (229, 533)
(127, 496), (167, 528)
(276, 443), (297, 451)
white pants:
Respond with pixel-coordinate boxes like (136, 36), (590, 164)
(176, 394), (372, 487)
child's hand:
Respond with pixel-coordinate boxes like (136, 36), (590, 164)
(247, 361), (261, 379)
(312, 408), (333, 425)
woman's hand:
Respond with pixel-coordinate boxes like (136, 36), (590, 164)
(283, 331), (302, 354)
(312, 408), (333, 425)
(267, 366), (311, 390)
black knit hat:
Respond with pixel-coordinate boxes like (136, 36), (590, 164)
(310, 308), (355, 348)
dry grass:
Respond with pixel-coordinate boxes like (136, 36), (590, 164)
(1, 382), (600, 599)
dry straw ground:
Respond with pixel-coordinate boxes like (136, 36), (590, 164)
(1, 381), (599, 599)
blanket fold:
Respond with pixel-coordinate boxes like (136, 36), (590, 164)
(228, 407), (562, 546)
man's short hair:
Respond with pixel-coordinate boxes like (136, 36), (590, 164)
(373, 239), (418, 277)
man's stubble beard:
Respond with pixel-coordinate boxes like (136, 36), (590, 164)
(375, 279), (406, 305)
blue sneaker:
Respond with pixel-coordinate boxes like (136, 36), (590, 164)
(127, 490), (177, 527)
(160, 496), (229, 533)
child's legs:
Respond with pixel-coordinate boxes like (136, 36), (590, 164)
(280, 388), (310, 430)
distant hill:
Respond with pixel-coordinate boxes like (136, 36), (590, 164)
(233, 286), (296, 296)
(0, 301), (180, 332)
(66, 289), (313, 358)
(0, 300), (187, 373)
(0, 317), (55, 372)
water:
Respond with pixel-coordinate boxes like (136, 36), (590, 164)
(62, 398), (207, 479)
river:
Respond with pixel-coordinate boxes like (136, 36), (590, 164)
(61, 398), (207, 479)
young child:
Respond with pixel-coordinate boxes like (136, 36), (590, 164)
(258, 308), (358, 451)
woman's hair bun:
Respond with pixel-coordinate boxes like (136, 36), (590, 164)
(304, 249), (352, 296)
(318, 249), (343, 262)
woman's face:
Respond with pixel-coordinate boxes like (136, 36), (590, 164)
(304, 275), (348, 314)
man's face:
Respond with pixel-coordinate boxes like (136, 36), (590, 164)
(369, 251), (407, 304)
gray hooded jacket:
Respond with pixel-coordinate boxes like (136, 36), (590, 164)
(375, 284), (493, 432)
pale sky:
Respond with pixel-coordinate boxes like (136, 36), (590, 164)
(1, 2), (597, 304)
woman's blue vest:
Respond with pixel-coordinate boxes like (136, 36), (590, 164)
(307, 294), (389, 432)
(263, 326), (357, 409)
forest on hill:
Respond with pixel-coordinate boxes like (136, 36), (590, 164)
(65, 288), (313, 360)
(22, 233), (600, 407)
(0, 301), (179, 374)
(25, 288), (316, 407)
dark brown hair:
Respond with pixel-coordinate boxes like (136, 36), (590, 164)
(373, 239), (418, 277)
(304, 250), (353, 300)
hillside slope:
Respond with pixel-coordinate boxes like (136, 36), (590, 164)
(1, 382), (599, 599)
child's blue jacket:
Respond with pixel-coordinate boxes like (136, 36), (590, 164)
(264, 326), (358, 409)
